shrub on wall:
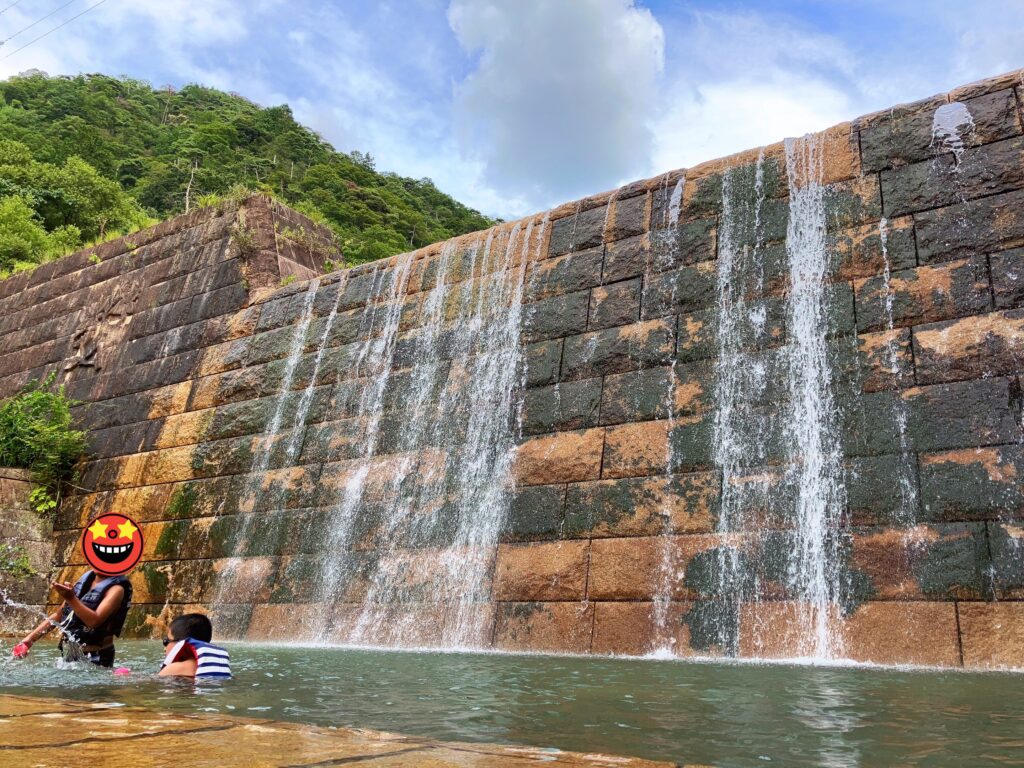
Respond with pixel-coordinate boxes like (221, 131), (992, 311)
(0, 374), (87, 516)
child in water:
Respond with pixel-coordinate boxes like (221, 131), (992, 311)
(13, 569), (133, 668)
(159, 613), (232, 679)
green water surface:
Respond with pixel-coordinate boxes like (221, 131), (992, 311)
(2, 640), (1022, 767)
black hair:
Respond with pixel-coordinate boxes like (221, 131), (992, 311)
(169, 612), (213, 643)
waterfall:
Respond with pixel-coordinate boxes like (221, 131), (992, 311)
(311, 255), (414, 637)
(650, 174), (686, 653)
(783, 135), (847, 659)
(213, 278), (319, 613)
(707, 151), (770, 655)
(297, 223), (534, 648)
(284, 272), (349, 463)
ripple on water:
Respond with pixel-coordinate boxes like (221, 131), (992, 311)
(2, 641), (1023, 768)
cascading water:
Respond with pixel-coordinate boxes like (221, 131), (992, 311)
(931, 102), (975, 166)
(213, 278), (319, 612)
(312, 255), (414, 633)
(707, 151), (771, 655)
(649, 174), (686, 653)
(344, 223), (534, 647)
(783, 135), (848, 659)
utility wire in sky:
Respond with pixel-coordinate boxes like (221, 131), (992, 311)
(0, 0), (27, 18)
(1, 0), (107, 59)
(1, 0), (78, 44)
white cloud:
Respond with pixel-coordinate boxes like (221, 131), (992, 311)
(651, 76), (852, 174)
(648, 10), (857, 174)
(448, 0), (664, 210)
(648, 10), (857, 173)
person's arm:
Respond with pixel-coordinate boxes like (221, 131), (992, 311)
(14, 608), (64, 656)
(158, 658), (199, 677)
(51, 582), (124, 630)
(159, 640), (198, 677)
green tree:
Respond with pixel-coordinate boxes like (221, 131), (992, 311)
(0, 72), (494, 273)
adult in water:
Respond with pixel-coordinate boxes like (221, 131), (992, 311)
(13, 514), (141, 668)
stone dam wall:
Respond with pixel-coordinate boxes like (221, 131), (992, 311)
(1, 69), (1023, 669)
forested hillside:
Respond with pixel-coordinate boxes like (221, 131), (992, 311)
(0, 72), (493, 275)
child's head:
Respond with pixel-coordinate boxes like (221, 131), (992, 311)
(168, 613), (213, 643)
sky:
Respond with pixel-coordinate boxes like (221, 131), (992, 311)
(0, 0), (1022, 219)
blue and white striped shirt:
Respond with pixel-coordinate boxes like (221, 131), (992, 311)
(161, 638), (232, 679)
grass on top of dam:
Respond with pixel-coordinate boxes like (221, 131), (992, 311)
(2, 640), (1023, 767)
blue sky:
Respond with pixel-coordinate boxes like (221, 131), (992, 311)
(1, 0), (1021, 218)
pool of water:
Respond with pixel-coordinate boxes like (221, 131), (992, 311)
(2, 640), (1022, 767)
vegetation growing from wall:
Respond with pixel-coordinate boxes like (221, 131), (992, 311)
(0, 72), (494, 273)
(0, 375), (87, 516)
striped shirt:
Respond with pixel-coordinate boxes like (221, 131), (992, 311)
(161, 638), (232, 679)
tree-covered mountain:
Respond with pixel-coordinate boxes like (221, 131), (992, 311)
(0, 72), (494, 275)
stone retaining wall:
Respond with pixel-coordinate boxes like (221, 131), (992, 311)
(0, 469), (53, 634)
(0, 70), (1022, 668)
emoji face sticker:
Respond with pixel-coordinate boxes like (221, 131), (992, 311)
(82, 514), (143, 575)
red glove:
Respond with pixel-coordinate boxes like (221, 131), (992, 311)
(12, 643), (29, 659)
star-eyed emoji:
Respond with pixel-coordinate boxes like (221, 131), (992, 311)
(82, 513), (144, 575)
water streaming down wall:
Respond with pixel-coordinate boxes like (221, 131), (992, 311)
(213, 278), (321, 622)
(782, 135), (849, 660)
(13, 71), (1023, 667)
(705, 152), (773, 655)
(340, 224), (535, 647)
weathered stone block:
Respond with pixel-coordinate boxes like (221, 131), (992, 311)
(916, 188), (1024, 263)
(858, 93), (952, 173)
(648, 217), (718, 272)
(854, 257), (991, 332)
(548, 205), (608, 257)
(855, 328), (915, 392)
(592, 601), (695, 656)
(602, 234), (650, 282)
(846, 454), (921, 525)
(668, 415), (715, 472)
(604, 193), (647, 242)
(503, 485), (566, 541)
(991, 248), (1024, 309)
(564, 472), (717, 538)
(675, 308), (717, 362)
(882, 136), (1024, 217)
(493, 540), (589, 601)
(525, 247), (604, 302)
(828, 216), (918, 281)
(919, 446), (1024, 522)
(524, 338), (563, 387)
(522, 378), (602, 435)
(514, 428), (604, 486)
(844, 378), (1022, 456)
(602, 420), (670, 479)
(825, 176), (882, 231)
(587, 536), (664, 599)
(561, 318), (674, 380)
(522, 290), (590, 343)
(988, 522), (1024, 598)
(641, 260), (717, 319)
(492, 601), (594, 653)
(600, 366), (672, 425)
(845, 601), (961, 666)
(912, 310), (1024, 385)
(852, 523), (989, 599)
(959, 602), (1024, 668)
(588, 278), (641, 330)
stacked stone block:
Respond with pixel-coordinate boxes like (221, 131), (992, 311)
(0, 469), (53, 633)
(0, 71), (1021, 667)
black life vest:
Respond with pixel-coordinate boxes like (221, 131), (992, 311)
(59, 570), (133, 646)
